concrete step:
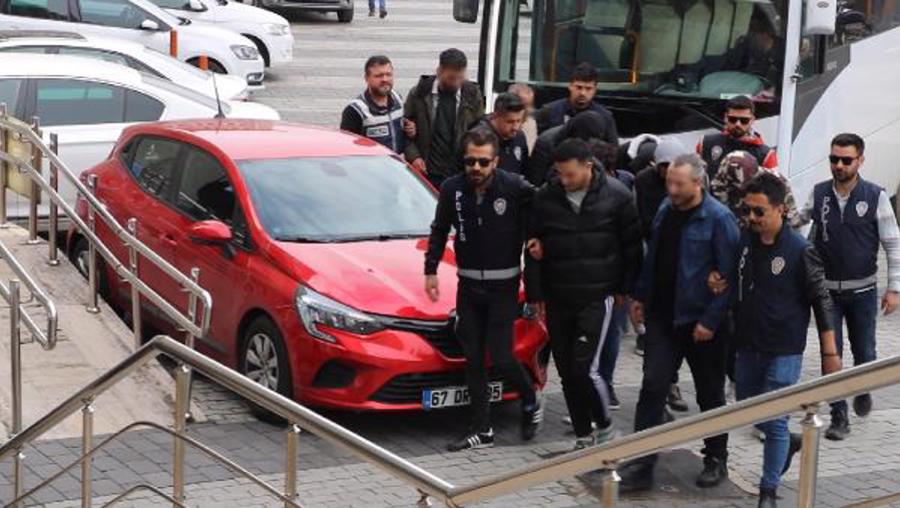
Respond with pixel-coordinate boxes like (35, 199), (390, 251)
(0, 225), (204, 440)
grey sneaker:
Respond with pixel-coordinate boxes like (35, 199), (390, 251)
(595, 422), (617, 444)
(573, 435), (595, 450)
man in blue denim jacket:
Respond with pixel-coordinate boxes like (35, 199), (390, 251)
(619, 153), (741, 492)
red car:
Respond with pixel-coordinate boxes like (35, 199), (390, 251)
(69, 119), (548, 411)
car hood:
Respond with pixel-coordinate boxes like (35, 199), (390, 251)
(206, 74), (249, 100)
(174, 18), (257, 46)
(226, 100), (280, 120)
(274, 239), (459, 320)
(199, 1), (289, 25)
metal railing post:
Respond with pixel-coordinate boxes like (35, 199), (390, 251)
(27, 116), (40, 244)
(172, 364), (189, 505)
(284, 424), (299, 508)
(0, 103), (7, 229)
(81, 401), (94, 508)
(600, 464), (619, 508)
(184, 267), (199, 420)
(796, 404), (823, 508)
(9, 278), (23, 508)
(127, 218), (141, 350)
(85, 174), (99, 314)
(48, 132), (60, 266)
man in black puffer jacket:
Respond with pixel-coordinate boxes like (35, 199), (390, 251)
(526, 138), (642, 448)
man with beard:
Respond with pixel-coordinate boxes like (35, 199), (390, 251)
(474, 92), (530, 175)
(534, 62), (618, 139)
(340, 55), (409, 154)
(404, 48), (485, 188)
(697, 96), (778, 178)
(798, 133), (900, 441)
(708, 173), (840, 508)
(425, 128), (542, 452)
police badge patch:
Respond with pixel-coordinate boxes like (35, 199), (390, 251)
(493, 198), (507, 216)
(856, 201), (869, 217)
(514, 146), (523, 161)
(771, 256), (786, 275)
(711, 145), (724, 162)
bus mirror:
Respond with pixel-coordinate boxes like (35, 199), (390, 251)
(804, 0), (837, 35)
(453, 0), (479, 23)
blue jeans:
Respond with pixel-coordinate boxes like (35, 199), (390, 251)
(368, 0), (386, 12)
(735, 350), (803, 491)
(829, 287), (879, 417)
(598, 300), (627, 385)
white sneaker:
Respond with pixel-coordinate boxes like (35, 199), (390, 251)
(726, 380), (737, 404)
(751, 427), (766, 442)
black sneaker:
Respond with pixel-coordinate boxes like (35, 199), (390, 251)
(521, 400), (543, 441)
(447, 429), (494, 452)
(608, 386), (621, 411)
(696, 456), (728, 488)
(758, 487), (777, 508)
(618, 460), (654, 493)
(667, 384), (689, 412)
(825, 412), (850, 441)
(853, 393), (873, 417)
(781, 433), (802, 475)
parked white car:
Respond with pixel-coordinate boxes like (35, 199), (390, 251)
(0, 0), (266, 86)
(0, 30), (250, 100)
(0, 53), (279, 226)
(147, 0), (292, 68)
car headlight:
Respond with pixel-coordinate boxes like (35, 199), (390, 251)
(295, 286), (385, 343)
(264, 23), (290, 36)
(231, 44), (260, 60)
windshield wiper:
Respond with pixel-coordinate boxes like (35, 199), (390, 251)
(275, 235), (336, 243)
(331, 233), (429, 243)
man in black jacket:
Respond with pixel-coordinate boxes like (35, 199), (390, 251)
(534, 62), (619, 138)
(709, 173), (841, 508)
(527, 111), (617, 186)
(526, 139), (642, 448)
(474, 92), (530, 175)
(425, 128), (542, 452)
(404, 48), (485, 189)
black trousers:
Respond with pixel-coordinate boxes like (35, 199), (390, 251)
(634, 318), (729, 464)
(456, 279), (536, 433)
(547, 299), (613, 438)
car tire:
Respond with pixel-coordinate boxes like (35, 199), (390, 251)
(68, 236), (110, 299)
(240, 316), (293, 422)
(337, 7), (354, 22)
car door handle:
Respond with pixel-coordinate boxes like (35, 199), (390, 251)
(160, 234), (178, 247)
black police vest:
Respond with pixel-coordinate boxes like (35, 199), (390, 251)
(811, 179), (881, 287)
(348, 91), (405, 153)
(699, 133), (772, 178)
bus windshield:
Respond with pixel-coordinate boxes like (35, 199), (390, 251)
(497, 0), (787, 101)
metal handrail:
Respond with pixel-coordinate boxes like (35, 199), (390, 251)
(0, 239), (57, 349)
(3, 335), (900, 508)
(0, 109), (212, 339)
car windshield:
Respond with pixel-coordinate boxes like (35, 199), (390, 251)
(141, 73), (230, 112)
(238, 155), (436, 243)
(498, 0), (786, 100)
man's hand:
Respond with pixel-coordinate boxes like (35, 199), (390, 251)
(411, 158), (427, 174)
(425, 275), (440, 302)
(822, 354), (842, 375)
(693, 323), (714, 343)
(403, 119), (417, 139)
(629, 301), (644, 327)
(707, 270), (728, 295)
(528, 301), (546, 320)
(882, 290), (899, 316)
(526, 238), (543, 261)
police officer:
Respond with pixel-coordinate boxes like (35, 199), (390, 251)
(799, 133), (900, 441)
(340, 55), (409, 153)
(474, 93), (530, 175)
(424, 128), (542, 452)
(697, 96), (778, 179)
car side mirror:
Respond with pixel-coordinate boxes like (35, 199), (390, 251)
(189, 220), (233, 245)
(453, 0), (479, 23)
(140, 19), (161, 31)
(188, 0), (207, 11)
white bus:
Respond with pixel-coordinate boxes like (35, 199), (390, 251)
(453, 0), (900, 217)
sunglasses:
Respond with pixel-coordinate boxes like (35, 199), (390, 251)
(727, 115), (752, 125)
(740, 205), (767, 218)
(464, 157), (493, 168)
(828, 155), (859, 166)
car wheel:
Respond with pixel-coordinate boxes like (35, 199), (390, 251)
(240, 316), (293, 421)
(337, 8), (354, 22)
(69, 236), (90, 279)
(188, 57), (228, 74)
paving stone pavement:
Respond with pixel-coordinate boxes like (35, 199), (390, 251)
(3, 1), (900, 506)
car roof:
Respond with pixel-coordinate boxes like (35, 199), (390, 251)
(127, 120), (397, 160)
(0, 53), (143, 84)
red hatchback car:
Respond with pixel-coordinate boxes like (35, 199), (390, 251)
(70, 119), (549, 411)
